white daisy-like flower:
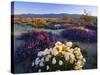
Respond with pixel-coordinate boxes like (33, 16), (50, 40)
(62, 44), (65, 47)
(70, 49), (74, 53)
(38, 69), (41, 72)
(83, 58), (86, 63)
(77, 55), (83, 60)
(34, 41), (86, 70)
(37, 51), (43, 56)
(46, 65), (50, 70)
(51, 48), (54, 53)
(44, 48), (49, 52)
(39, 61), (44, 67)
(41, 57), (44, 62)
(66, 52), (71, 56)
(61, 51), (65, 55)
(75, 64), (83, 70)
(66, 41), (72, 48)
(65, 46), (71, 52)
(75, 60), (83, 69)
(35, 57), (40, 65)
(52, 57), (56, 64)
(76, 60), (82, 66)
(44, 48), (50, 55)
(55, 41), (62, 46)
(52, 48), (59, 56)
(47, 54), (52, 58)
(69, 59), (75, 64)
(69, 54), (75, 60)
(49, 48), (53, 52)
(32, 62), (34, 67)
(74, 47), (81, 52)
(73, 50), (81, 56)
(45, 56), (49, 62)
(59, 60), (63, 66)
(64, 53), (69, 61)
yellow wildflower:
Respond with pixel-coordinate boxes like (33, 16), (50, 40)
(55, 45), (63, 53)
(66, 41), (73, 48)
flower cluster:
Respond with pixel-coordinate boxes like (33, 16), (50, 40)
(15, 30), (57, 63)
(61, 27), (97, 42)
(32, 41), (86, 72)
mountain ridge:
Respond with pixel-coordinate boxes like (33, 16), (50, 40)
(14, 13), (97, 18)
(14, 13), (81, 18)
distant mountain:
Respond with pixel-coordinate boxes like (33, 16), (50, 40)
(15, 13), (82, 18)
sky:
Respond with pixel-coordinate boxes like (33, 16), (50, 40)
(12, 1), (97, 16)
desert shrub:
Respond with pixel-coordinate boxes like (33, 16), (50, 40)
(31, 19), (48, 28)
(61, 28), (97, 42)
(32, 41), (86, 72)
(84, 25), (97, 32)
(15, 30), (57, 63)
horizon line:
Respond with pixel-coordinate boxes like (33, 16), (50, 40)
(12, 13), (97, 17)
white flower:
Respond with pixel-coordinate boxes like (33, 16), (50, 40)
(74, 47), (81, 52)
(83, 58), (86, 63)
(64, 54), (69, 61)
(45, 56), (49, 62)
(44, 48), (49, 52)
(73, 50), (81, 56)
(35, 58), (40, 65)
(51, 48), (54, 55)
(74, 60), (83, 70)
(37, 51), (43, 56)
(52, 57), (56, 64)
(39, 61), (44, 67)
(66, 42), (72, 48)
(34, 41), (86, 70)
(44, 48), (50, 54)
(47, 54), (52, 58)
(77, 55), (83, 60)
(70, 49), (74, 53)
(52, 48), (59, 56)
(55, 41), (62, 46)
(46, 65), (50, 70)
(65, 52), (71, 56)
(38, 51), (48, 56)
(69, 54), (75, 60)
(76, 60), (82, 66)
(59, 60), (63, 66)
(32, 62), (34, 67)
(41, 57), (44, 62)
(38, 69), (41, 72)
(62, 51), (65, 55)
(45, 54), (52, 62)
(49, 48), (53, 52)
(69, 59), (75, 64)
